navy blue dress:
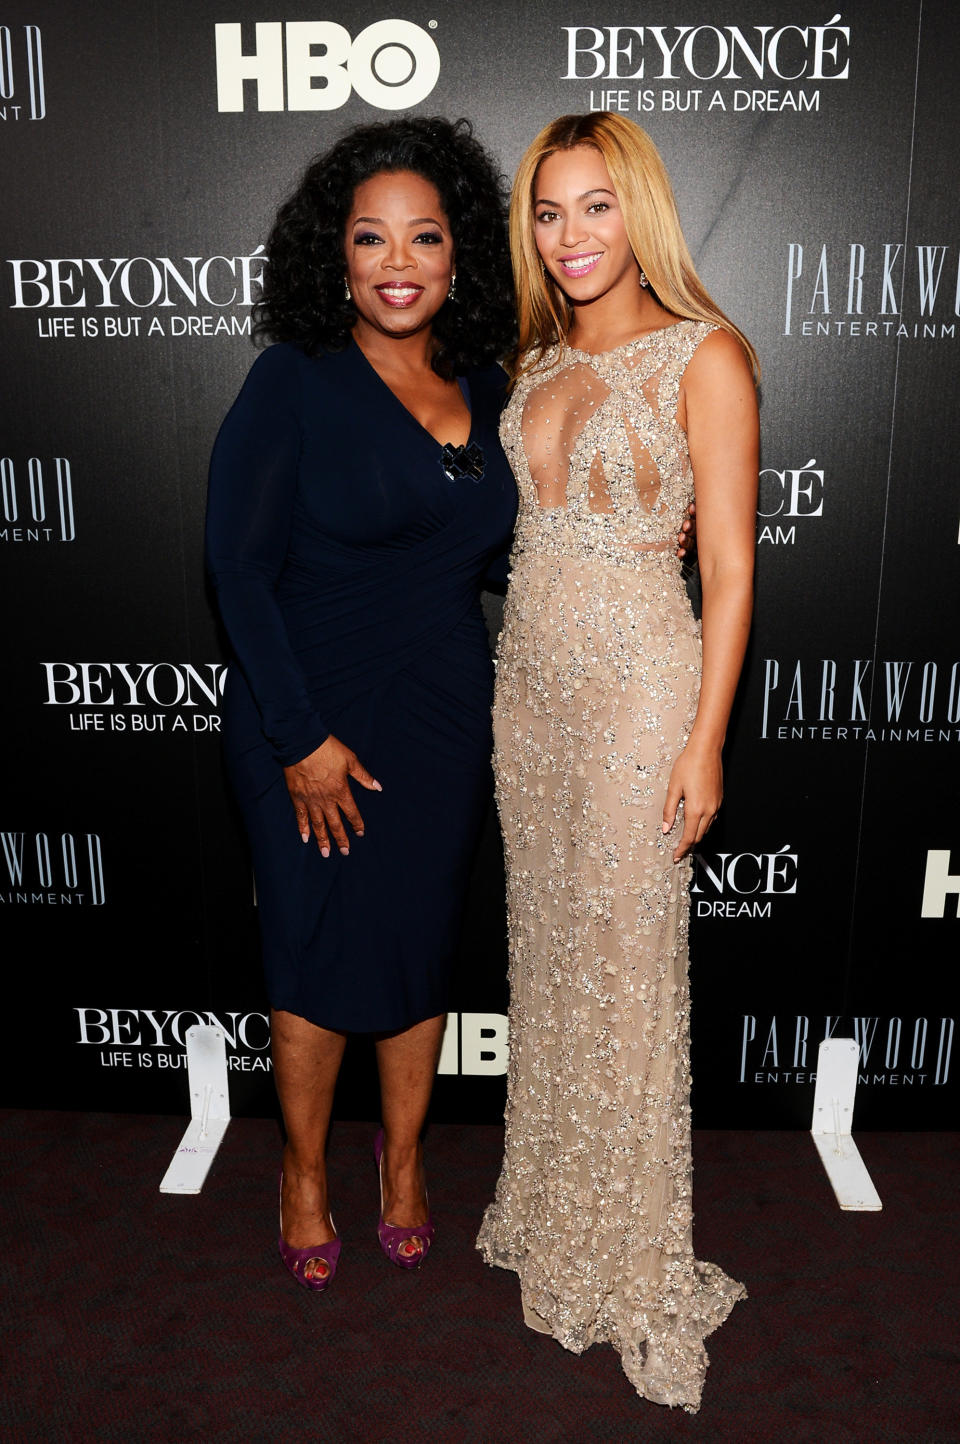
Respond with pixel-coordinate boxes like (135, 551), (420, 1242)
(205, 341), (516, 1032)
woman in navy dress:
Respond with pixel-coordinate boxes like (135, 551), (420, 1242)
(205, 118), (517, 1288)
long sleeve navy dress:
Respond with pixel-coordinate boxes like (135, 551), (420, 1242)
(206, 340), (517, 1033)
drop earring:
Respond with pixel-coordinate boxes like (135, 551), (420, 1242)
(447, 273), (457, 302)
(344, 278), (352, 302)
(639, 269), (649, 289)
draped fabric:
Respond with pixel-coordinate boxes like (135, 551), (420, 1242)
(206, 342), (516, 1032)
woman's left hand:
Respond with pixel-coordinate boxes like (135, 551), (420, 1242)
(675, 500), (697, 560)
(661, 743), (723, 863)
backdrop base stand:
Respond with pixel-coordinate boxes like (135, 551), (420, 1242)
(159, 1025), (231, 1195)
(810, 1037), (882, 1212)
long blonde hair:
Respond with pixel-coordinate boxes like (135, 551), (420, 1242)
(509, 112), (758, 381)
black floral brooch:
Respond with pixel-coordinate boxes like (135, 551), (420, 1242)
(439, 441), (486, 484)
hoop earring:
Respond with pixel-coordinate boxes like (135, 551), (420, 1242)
(447, 273), (456, 302)
(344, 278), (352, 302)
(639, 270), (649, 289)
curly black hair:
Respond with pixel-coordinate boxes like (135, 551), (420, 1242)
(253, 116), (516, 379)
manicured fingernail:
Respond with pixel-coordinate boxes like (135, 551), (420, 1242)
(661, 822), (670, 833)
(321, 846), (330, 858)
(339, 846), (349, 856)
(356, 830), (364, 838)
(300, 830), (310, 844)
(373, 781), (382, 792)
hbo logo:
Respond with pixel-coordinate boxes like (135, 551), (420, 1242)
(215, 19), (440, 112)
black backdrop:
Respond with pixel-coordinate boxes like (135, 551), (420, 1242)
(2, 2), (957, 1128)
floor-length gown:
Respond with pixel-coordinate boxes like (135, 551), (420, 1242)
(477, 320), (745, 1412)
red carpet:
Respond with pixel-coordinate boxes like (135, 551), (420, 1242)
(2, 1112), (956, 1442)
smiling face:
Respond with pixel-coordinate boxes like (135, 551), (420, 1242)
(344, 169), (455, 343)
(533, 144), (641, 304)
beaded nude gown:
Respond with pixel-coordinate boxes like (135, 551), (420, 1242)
(477, 320), (745, 1413)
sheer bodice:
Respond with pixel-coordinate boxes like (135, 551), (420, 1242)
(504, 320), (712, 568)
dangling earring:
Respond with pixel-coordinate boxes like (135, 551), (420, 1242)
(540, 259), (549, 282)
(447, 273), (457, 302)
(344, 278), (352, 302)
(639, 269), (649, 289)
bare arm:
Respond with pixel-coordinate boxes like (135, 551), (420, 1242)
(662, 329), (759, 861)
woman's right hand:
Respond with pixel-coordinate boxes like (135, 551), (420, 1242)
(283, 736), (382, 856)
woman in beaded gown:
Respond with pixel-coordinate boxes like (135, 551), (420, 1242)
(477, 114), (759, 1412)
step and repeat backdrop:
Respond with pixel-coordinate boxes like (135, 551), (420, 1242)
(2, 2), (957, 1127)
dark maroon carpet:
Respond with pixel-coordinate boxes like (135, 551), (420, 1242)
(1, 1112), (957, 1442)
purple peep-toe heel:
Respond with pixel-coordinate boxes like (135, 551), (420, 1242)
(374, 1128), (435, 1269)
(278, 1171), (341, 1292)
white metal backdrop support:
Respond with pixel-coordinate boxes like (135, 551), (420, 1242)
(810, 1037), (882, 1211)
(159, 1024), (231, 1195)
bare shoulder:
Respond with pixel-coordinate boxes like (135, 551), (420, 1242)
(678, 328), (757, 433)
(684, 327), (754, 392)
